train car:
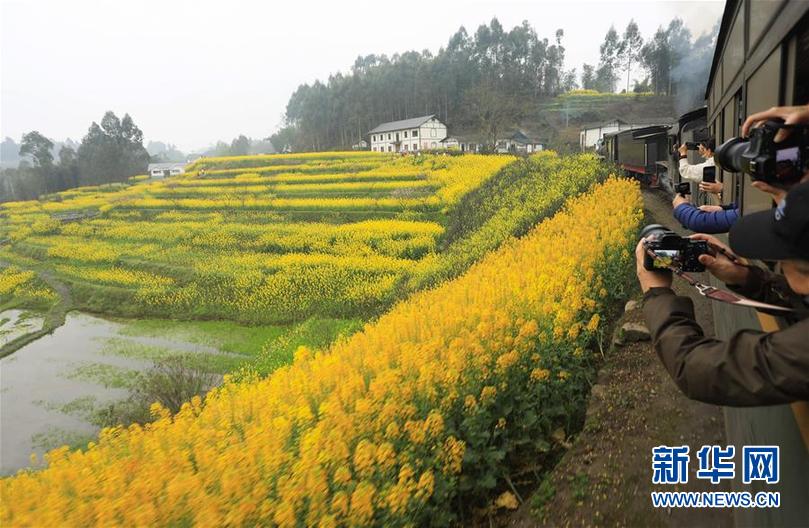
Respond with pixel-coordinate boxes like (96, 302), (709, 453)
(602, 124), (671, 184)
(631, 125), (670, 187)
(667, 107), (708, 181)
(705, 1), (809, 525)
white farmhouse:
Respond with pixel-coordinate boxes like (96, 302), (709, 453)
(147, 162), (187, 179)
(368, 115), (447, 153)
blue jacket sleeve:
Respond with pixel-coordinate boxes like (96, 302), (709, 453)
(673, 203), (739, 234)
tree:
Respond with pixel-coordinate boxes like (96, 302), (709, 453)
(77, 111), (150, 185)
(58, 146), (76, 167)
(561, 68), (578, 92)
(619, 20), (644, 93)
(633, 77), (652, 93)
(596, 26), (621, 92)
(640, 26), (672, 94)
(1, 138), (20, 166)
(270, 126), (301, 153)
(463, 82), (524, 148)
(19, 131), (54, 168)
(581, 64), (596, 90)
(230, 135), (250, 156)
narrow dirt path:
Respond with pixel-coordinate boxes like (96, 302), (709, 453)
(503, 189), (732, 528)
(0, 264), (73, 359)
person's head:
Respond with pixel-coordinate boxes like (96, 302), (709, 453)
(729, 180), (809, 294)
(698, 137), (715, 158)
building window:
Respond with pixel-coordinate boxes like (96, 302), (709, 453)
(388, 133), (391, 140)
(403, 131), (408, 138)
(412, 130), (418, 137)
(372, 135), (375, 142)
(388, 146), (392, 152)
(413, 143), (418, 150)
(430, 129), (436, 137)
(403, 144), (408, 151)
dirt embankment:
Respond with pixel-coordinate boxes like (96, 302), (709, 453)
(0, 265), (73, 358)
(503, 189), (732, 528)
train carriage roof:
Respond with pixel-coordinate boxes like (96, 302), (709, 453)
(677, 107), (707, 126)
(631, 125), (671, 140)
(705, 0), (739, 99)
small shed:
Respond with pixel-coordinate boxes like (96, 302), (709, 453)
(148, 162), (187, 179)
(440, 134), (485, 153)
(351, 139), (369, 150)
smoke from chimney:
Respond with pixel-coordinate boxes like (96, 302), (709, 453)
(671, 22), (719, 115)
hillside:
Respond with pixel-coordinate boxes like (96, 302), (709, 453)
(0, 152), (513, 325)
(527, 91), (676, 151)
(1, 177), (642, 526)
(0, 150), (642, 525)
(0, 151), (618, 329)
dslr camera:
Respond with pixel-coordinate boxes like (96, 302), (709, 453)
(640, 224), (709, 272)
(715, 120), (809, 186)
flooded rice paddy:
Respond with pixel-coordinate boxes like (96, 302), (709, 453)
(0, 311), (252, 475)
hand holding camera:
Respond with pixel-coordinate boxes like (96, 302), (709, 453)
(742, 105), (809, 141)
(674, 182), (691, 197)
(689, 233), (751, 287)
(640, 224), (709, 273)
(672, 194), (690, 208)
(635, 225), (753, 295)
(716, 119), (808, 187)
(634, 238), (673, 293)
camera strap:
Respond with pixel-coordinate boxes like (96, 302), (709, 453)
(644, 248), (795, 313)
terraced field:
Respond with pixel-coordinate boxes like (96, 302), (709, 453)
(0, 152), (514, 324)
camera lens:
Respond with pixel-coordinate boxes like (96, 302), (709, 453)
(715, 137), (748, 173)
(639, 224), (670, 240)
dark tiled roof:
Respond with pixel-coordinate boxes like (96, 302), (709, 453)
(368, 115), (437, 134)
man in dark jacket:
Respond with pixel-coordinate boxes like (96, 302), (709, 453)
(672, 193), (739, 233)
(635, 181), (809, 406)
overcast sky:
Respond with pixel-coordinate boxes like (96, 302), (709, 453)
(1, 0), (724, 152)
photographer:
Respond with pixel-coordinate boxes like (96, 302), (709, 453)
(677, 138), (718, 187)
(635, 181), (809, 406)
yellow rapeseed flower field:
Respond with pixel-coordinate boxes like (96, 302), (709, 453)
(0, 178), (642, 526)
(0, 152), (523, 322)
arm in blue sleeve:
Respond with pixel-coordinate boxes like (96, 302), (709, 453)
(673, 203), (698, 229)
(673, 204), (739, 234)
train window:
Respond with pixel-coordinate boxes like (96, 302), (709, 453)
(749, 0), (784, 51)
(743, 49), (782, 214)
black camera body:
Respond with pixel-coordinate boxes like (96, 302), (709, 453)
(675, 182), (691, 196)
(715, 120), (809, 186)
(685, 141), (699, 150)
(640, 224), (709, 272)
